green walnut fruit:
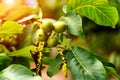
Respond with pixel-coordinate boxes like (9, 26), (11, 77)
(53, 21), (67, 33)
(47, 37), (59, 47)
(36, 29), (48, 41)
(42, 21), (54, 33)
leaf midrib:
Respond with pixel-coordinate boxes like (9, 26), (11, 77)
(53, 59), (62, 69)
(70, 47), (96, 80)
(74, 4), (114, 27)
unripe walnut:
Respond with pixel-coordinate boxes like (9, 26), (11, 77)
(42, 21), (54, 33)
(53, 21), (67, 33)
(36, 29), (48, 41)
(47, 37), (59, 47)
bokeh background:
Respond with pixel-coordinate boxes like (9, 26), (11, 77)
(0, 0), (120, 79)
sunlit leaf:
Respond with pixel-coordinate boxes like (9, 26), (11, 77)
(108, 0), (120, 27)
(66, 0), (118, 28)
(66, 46), (107, 80)
(7, 45), (37, 59)
(0, 64), (42, 80)
(0, 21), (23, 37)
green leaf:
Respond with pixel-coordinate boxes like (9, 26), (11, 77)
(94, 55), (120, 79)
(0, 53), (12, 65)
(0, 64), (42, 80)
(47, 56), (62, 77)
(11, 57), (30, 68)
(42, 57), (54, 65)
(108, 0), (120, 27)
(66, 46), (107, 80)
(60, 12), (83, 36)
(94, 55), (115, 68)
(0, 53), (12, 71)
(66, 0), (118, 28)
(7, 45), (37, 59)
(0, 21), (23, 37)
(105, 66), (120, 80)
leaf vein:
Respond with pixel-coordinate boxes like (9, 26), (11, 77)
(74, 5), (114, 26)
(70, 47), (96, 80)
